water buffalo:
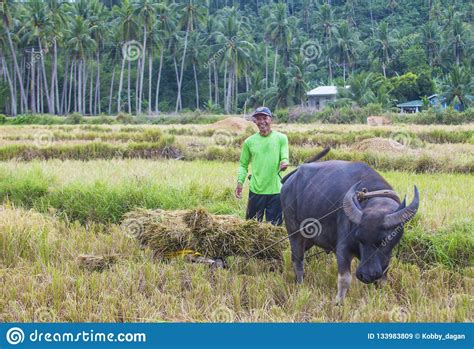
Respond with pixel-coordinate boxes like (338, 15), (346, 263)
(281, 149), (419, 303)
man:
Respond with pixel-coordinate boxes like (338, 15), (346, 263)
(235, 107), (289, 226)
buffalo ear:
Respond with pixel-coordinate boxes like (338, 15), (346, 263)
(397, 195), (406, 210)
(383, 186), (419, 229)
(343, 182), (363, 225)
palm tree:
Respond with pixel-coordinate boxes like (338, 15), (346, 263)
(154, 2), (176, 113)
(67, 15), (96, 114)
(344, 73), (378, 106)
(133, 0), (158, 114)
(312, 3), (335, 81)
(45, 0), (67, 114)
(204, 15), (223, 106)
(441, 65), (472, 111)
(266, 2), (293, 85)
(19, 0), (53, 113)
(0, 0), (27, 112)
(332, 21), (359, 84)
(188, 31), (205, 109)
(88, 0), (109, 115)
(175, 0), (205, 112)
(373, 22), (396, 78)
(113, 0), (138, 113)
(215, 7), (254, 113)
(421, 21), (440, 67)
(447, 18), (468, 65)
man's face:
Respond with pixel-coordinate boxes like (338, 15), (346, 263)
(253, 114), (272, 134)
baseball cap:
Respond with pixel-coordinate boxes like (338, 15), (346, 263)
(252, 106), (272, 118)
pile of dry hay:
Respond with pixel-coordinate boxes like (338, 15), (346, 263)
(352, 137), (408, 154)
(77, 254), (118, 272)
(121, 208), (287, 260)
(205, 117), (257, 133)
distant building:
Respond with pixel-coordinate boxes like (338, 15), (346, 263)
(396, 94), (442, 113)
(397, 94), (474, 113)
(306, 86), (338, 110)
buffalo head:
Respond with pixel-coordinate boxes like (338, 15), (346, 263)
(343, 182), (419, 284)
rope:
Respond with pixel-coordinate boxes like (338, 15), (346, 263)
(246, 205), (344, 260)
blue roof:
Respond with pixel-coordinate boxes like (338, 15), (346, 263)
(396, 100), (423, 108)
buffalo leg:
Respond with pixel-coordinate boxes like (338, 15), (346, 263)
(335, 252), (352, 304)
(289, 235), (306, 284)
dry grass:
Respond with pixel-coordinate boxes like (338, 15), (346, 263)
(1, 205), (472, 322)
(123, 208), (286, 260)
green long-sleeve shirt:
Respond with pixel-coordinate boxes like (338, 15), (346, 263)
(237, 131), (289, 195)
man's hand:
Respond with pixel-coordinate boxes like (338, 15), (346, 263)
(235, 182), (243, 199)
(279, 161), (289, 171)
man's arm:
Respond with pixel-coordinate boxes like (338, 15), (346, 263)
(236, 141), (250, 198)
(279, 134), (289, 171)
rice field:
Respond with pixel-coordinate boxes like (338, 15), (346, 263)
(0, 120), (473, 322)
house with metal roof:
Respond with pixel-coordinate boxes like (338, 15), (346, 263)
(396, 94), (443, 113)
(306, 86), (338, 110)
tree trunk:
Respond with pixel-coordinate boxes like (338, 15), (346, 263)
(38, 39), (52, 113)
(108, 61), (116, 115)
(31, 54), (36, 113)
(223, 60), (227, 108)
(89, 66), (94, 115)
(225, 67), (233, 113)
(213, 62), (219, 105)
(265, 43), (268, 88)
(54, 42), (60, 114)
(273, 46), (278, 85)
(127, 59), (131, 113)
(193, 62), (199, 109)
(6, 30), (27, 111)
(177, 20), (191, 112)
(173, 54), (182, 112)
(148, 54), (152, 115)
(155, 48), (164, 113)
(328, 57), (333, 82)
(83, 62), (88, 115)
(138, 25), (147, 114)
(50, 41), (57, 114)
(78, 60), (82, 114)
(208, 63), (212, 104)
(135, 56), (140, 113)
(61, 57), (69, 115)
(68, 60), (75, 113)
(117, 55), (126, 112)
(2, 56), (17, 116)
(95, 50), (100, 115)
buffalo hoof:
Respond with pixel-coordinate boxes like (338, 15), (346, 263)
(334, 296), (345, 306)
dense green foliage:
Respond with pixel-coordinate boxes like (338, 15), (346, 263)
(0, 0), (472, 116)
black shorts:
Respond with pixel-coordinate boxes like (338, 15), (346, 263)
(245, 191), (283, 226)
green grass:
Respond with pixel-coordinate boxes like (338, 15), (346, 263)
(0, 160), (472, 270)
(0, 122), (472, 322)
